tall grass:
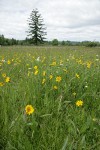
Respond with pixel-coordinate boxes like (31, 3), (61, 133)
(0, 46), (100, 150)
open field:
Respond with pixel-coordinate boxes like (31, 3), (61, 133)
(0, 46), (100, 150)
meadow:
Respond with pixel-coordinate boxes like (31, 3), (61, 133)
(0, 46), (100, 150)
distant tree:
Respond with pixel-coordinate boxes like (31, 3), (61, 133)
(86, 41), (98, 47)
(61, 41), (66, 46)
(27, 9), (47, 45)
(0, 35), (5, 45)
(66, 40), (72, 46)
(52, 39), (59, 46)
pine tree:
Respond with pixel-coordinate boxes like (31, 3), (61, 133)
(27, 9), (47, 45)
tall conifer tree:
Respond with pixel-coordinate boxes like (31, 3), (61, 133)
(27, 9), (46, 45)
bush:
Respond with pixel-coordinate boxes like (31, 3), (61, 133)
(86, 42), (98, 47)
(52, 39), (59, 46)
(61, 41), (66, 46)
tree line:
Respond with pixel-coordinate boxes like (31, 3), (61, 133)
(0, 9), (100, 47)
(0, 35), (100, 47)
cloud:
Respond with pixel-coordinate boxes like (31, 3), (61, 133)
(0, 0), (100, 41)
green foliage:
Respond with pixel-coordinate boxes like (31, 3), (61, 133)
(86, 42), (98, 47)
(0, 35), (5, 45)
(61, 41), (66, 46)
(0, 46), (99, 149)
(27, 9), (47, 45)
(82, 41), (99, 47)
(0, 35), (18, 46)
(0, 34), (100, 47)
(52, 39), (59, 46)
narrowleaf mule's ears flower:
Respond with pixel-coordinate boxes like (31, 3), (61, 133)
(56, 76), (62, 82)
(76, 100), (83, 107)
(25, 105), (35, 115)
(5, 77), (10, 83)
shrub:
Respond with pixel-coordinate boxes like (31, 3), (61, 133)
(52, 39), (59, 46)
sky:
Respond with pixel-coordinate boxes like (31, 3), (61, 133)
(0, 0), (100, 41)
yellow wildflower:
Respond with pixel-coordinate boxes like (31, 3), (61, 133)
(5, 77), (10, 83)
(76, 100), (83, 107)
(51, 61), (56, 66)
(87, 62), (92, 68)
(63, 69), (68, 73)
(60, 60), (63, 65)
(34, 70), (38, 75)
(56, 76), (62, 82)
(75, 73), (80, 79)
(34, 66), (38, 70)
(76, 59), (83, 65)
(42, 78), (46, 84)
(43, 71), (46, 76)
(25, 105), (34, 115)
(7, 60), (11, 64)
(49, 75), (53, 80)
(53, 86), (58, 90)
(28, 71), (30, 77)
(0, 82), (4, 86)
(2, 73), (6, 78)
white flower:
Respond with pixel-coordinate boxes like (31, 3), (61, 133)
(2, 59), (6, 62)
(96, 59), (99, 61)
(85, 85), (88, 88)
(36, 57), (40, 61)
(60, 63), (63, 66)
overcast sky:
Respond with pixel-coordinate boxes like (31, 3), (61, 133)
(0, 0), (100, 41)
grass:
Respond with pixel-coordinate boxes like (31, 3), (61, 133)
(0, 46), (100, 150)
